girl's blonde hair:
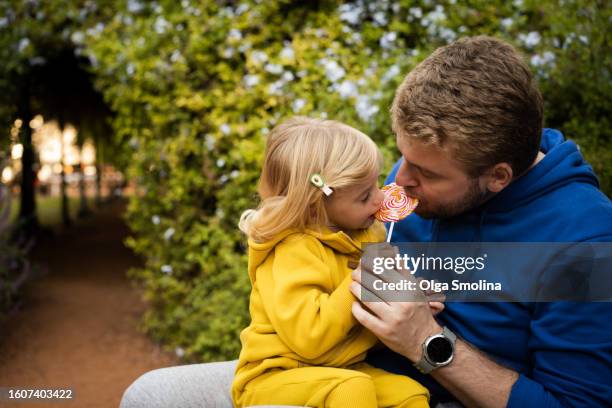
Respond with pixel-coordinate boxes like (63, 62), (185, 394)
(239, 116), (382, 243)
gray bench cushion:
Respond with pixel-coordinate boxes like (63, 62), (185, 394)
(120, 360), (461, 407)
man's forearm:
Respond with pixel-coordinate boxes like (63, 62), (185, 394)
(431, 339), (519, 408)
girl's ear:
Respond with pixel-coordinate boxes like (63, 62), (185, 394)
(484, 162), (513, 193)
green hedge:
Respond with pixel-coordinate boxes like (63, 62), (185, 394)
(85, 0), (610, 361)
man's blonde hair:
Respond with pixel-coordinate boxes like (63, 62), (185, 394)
(239, 116), (382, 243)
(391, 36), (543, 177)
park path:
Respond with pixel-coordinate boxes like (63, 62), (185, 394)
(0, 201), (178, 408)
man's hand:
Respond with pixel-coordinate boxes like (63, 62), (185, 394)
(351, 253), (519, 408)
(350, 261), (443, 362)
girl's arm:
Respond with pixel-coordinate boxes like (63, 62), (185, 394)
(259, 234), (369, 360)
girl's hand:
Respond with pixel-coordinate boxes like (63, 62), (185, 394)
(422, 277), (445, 316)
(428, 301), (445, 315)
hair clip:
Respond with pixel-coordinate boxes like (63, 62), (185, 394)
(310, 173), (333, 196)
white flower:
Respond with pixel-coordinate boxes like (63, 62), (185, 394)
(243, 74), (260, 88)
(152, 215), (161, 225)
(364, 63), (377, 78)
(250, 50), (268, 65)
(530, 51), (555, 67)
(292, 98), (306, 112)
(519, 31), (541, 48)
(219, 175), (229, 184)
(264, 63), (283, 75)
(230, 170), (240, 178)
(380, 32), (397, 49)
(18, 38), (30, 53)
(279, 46), (295, 62)
(154, 16), (169, 34)
(336, 80), (358, 99)
(126, 63), (135, 76)
(501, 18), (513, 29)
(268, 80), (284, 95)
(175, 347), (185, 357)
(0, 17), (8, 29)
(163, 228), (175, 241)
(373, 11), (388, 26)
(205, 135), (215, 151)
(170, 50), (182, 63)
(409, 7), (423, 19)
(356, 95), (379, 122)
(222, 47), (234, 59)
(382, 64), (401, 83)
(228, 28), (242, 42)
(71, 31), (85, 44)
(127, 0), (144, 13)
(282, 71), (294, 82)
(161, 265), (173, 274)
(320, 59), (345, 82)
(315, 29), (327, 38)
(216, 158), (225, 168)
(438, 27), (456, 43)
(423, 5), (446, 27)
(238, 42), (251, 53)
(122, 15), (134, 25)
(338, 3), (363, 25)
(235, 3), (249, 15)
(220, 6), (234, 17)
(220, 124), (231, 135)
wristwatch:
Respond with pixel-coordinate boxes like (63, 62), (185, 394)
(414, 326), (457, 374)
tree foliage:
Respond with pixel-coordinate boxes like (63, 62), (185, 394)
(17, 0), (608, 361)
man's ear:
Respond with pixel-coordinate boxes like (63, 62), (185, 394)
(484, 163), (513, 193)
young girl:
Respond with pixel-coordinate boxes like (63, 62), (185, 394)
(232, 117), (430, 407)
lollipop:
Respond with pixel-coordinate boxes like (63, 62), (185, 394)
(375, 183), (419, 242)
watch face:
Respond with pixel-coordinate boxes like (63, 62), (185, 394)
(427, 336), (453, 364)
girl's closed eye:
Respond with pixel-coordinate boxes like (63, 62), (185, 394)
(360, 191), (371, 203)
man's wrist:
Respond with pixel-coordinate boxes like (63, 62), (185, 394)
(408, 320), (444, 362)
(413, 324), (457, 374)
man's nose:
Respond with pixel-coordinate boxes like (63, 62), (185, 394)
(395, 161), (418, 187)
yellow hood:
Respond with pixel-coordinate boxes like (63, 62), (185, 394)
(245, 222), (386, 283)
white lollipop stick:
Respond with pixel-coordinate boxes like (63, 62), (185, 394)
(386, 221), (395, 243)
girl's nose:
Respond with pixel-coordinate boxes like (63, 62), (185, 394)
(373, 188), (385, 208)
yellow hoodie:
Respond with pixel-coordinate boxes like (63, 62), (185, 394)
(232, 221), (387, 400)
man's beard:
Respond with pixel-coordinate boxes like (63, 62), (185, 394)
(412, 179), (491, 219)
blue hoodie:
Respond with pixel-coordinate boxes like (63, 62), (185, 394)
(367, 129), (612, 407)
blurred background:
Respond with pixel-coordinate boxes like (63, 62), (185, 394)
(0, 0), (609, 406)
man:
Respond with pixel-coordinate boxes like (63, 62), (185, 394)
(350, 36), (612, 407)
(119, 36), (611, 408)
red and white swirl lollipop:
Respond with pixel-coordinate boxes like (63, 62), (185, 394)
(375, 183), (418, 242)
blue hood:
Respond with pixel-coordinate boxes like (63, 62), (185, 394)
(371, 128), (612, 408)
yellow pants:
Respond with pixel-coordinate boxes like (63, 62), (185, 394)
(235, 362), (429, 408)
